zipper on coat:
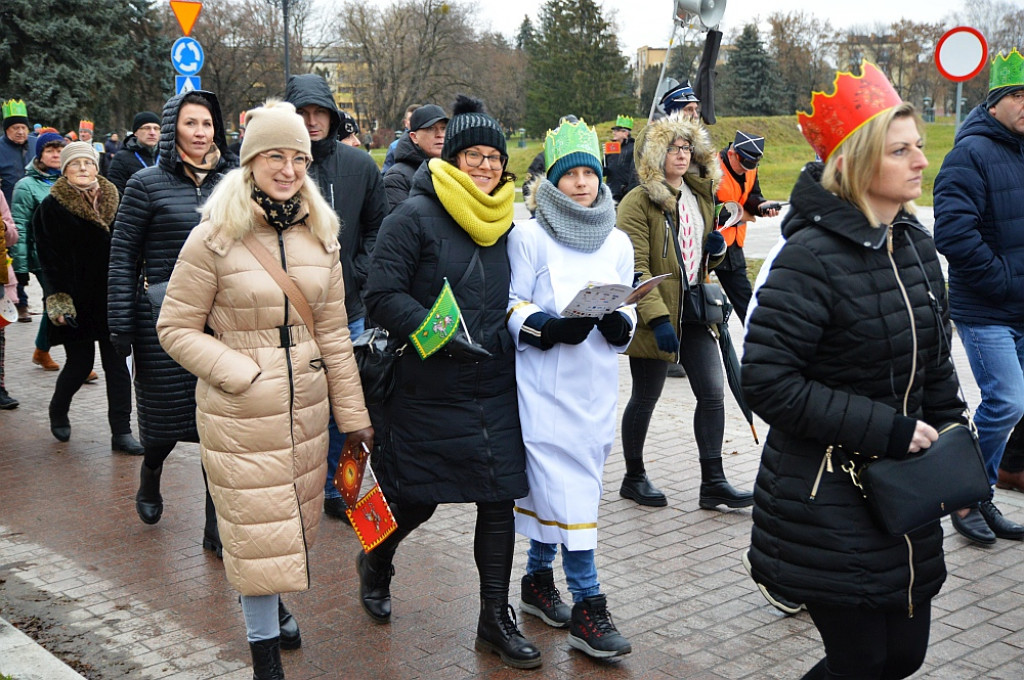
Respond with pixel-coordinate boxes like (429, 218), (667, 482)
(809, 446), (834, 500)
(663, 222), (670, 259)
(294, 482), (312, 590)
(276, 230), (297, 465)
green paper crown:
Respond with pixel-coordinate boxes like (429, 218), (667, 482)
(2, 99), (27, 120)
(990, 48), (1024, 91)
(614, 115), (634, 130)
(544, 119), (601, 173)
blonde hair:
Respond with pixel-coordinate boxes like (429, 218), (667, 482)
(821, 102), (921, 226)
(200, 164), (340, 246)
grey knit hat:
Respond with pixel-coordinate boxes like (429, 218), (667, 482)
(441, 95), (506, 162)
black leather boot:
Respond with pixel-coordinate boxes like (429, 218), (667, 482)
(568, 594), (632, 658)
(475, 598), (542, 669)
(135, 463), (163, 525)
(520, 568), (571, 628)
(356, 551), (394, 623)
(698, 457), (753, 509)
(619, 472), (668, 507)
(249, 636), (285, 680)
(202, 465), (223, 558)
(278, 599), (301, 650)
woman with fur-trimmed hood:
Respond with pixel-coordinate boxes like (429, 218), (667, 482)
(156, 100), (372, 678)
(33, 142), (142, 451)
(616, 114), (754, 511)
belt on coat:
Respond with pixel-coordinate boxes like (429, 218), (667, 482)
(215, 325), (313, 349)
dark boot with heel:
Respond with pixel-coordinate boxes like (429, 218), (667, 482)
(475, 598), (542, 669)
(356, 551), (394, 623)
(278, 599), (301, 650)
(698, 457), (753, 509)
(136, 463), (163, 525)
(249, 636), (284, 680)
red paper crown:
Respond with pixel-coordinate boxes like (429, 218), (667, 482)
(797, 61), (902, 161)
(78, 119), (94, 131)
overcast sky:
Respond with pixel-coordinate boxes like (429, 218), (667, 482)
(456, 0), (970, 55)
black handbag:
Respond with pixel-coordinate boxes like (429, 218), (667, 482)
(682, 282), (725, 325)
(846, 422), (990, 536)
(351, 327), (401, 406)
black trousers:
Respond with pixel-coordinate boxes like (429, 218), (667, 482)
(49, 338), (132, 435)
(1000, 415), (1024, 473)
(712, 244), (753, 323)
(801, 602), (932, 679)
(370, 498), (515, 601)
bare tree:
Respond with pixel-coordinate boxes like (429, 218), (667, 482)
(766, 11), (838, 114)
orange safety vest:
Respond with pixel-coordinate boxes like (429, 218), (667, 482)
(716, 157), (758, 248)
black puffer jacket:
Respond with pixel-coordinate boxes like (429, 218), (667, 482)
(107, 91), (236, 446)
(382, 133), (428, 210)
(284, 74), (387, 323)
(742, 163), (965, 613)
(106, 133), (160, 197)
(605, 136), (637, 202)
(363, 163), (527, 505)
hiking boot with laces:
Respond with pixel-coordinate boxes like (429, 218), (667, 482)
(520, 568), (571, 628)
(568, 594), (632, 658)
(475, 598), (542, 669)
(356, 551), (394, 623)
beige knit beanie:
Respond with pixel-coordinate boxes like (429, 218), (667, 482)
(239, 99), (310, 166)
(60, 141), (99, 173)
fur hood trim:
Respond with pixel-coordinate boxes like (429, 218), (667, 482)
(50, 176), (119, 229)
(203, 201), (340, 257)
(524, 174), (542, 213)
(634, 114), (721, 212)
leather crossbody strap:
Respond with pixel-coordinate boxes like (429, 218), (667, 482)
(241, 232), (316, 340)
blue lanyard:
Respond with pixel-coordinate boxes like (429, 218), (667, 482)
(134, 152), (159, 168)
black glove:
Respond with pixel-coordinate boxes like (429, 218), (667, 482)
(110, 332), (134, 358)
(597, 311), (631, 345)
(541, 316), (598, 346)
(444, 335), (492, 363)
(705, 230), (727, 257)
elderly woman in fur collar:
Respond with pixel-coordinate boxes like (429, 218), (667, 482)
(616, 114), (753, 510)
(32, 142), (142, 452)
(156, 100), (372, 679)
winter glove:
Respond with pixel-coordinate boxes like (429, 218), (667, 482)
(651, 319), (679, 354)
(541, 316), (598, 346)
(444, 335), (492, 363)
(705, 230), (727, 257)
(597, 311), (632, 345)
(110, 332), (134, 358)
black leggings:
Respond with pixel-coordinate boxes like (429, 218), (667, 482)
(801, 602), (932, 679)
(371, 499), (515, 600)
(49, 338), (132, 434)
(621, 324), (725, 466)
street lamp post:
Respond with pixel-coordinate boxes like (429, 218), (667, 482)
(282, 0), (290, 84)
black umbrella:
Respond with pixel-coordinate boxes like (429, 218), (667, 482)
(715, 298), (759, 444)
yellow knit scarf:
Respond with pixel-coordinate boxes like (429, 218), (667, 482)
(429, 158), (514, 247)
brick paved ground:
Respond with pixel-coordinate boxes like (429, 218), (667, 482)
(2, 267), (1023, 680)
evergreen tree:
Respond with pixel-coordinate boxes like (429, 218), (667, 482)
(716, 24), (781, 116)
(0, 0), (167, 132)
(524, 0), (633, 136)
(515, 16), (536, 52)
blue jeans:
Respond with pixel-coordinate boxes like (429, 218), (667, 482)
(240, 594), (279, 642)
(526, 539), (599, 603)
(956, 322), (1024, 488)
(324, 317), (366, 501)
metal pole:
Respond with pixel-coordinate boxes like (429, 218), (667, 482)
(955, 81), (963, 130)
(648, 20), (681, 122)
(283, 0), (291, 85)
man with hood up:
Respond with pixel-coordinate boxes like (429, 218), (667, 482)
(284, 74), (389, 521)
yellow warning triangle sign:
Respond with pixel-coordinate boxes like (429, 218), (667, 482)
(170, 1), (202, 37)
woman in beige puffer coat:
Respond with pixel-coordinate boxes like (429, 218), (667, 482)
(157, 100), (372, 680)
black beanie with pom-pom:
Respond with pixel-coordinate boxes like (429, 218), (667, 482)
(441, 94), (506, 162)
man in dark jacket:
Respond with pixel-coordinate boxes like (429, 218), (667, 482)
(284, 73), (389, 520)
(934, 47), (1024, 545)
(604, 115), (637, 202)
(1, 99), (37, 320)
(382, 103), (447, 209)
(106, 111), (161, 196)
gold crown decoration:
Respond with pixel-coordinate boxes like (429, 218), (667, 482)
(797, 61), (902, 161)
(2, 99), (27, 120)
(544, 119), (601, 172)
(990, 47), (1024, 91)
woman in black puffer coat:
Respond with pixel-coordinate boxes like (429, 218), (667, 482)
(107, 91), (236, 555)
(359, 96), (539, 670)
(742, 99), (966, 679)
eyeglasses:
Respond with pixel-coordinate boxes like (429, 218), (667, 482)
(461, 149), (506, 169)
(65, 159), (96, 170)
(666, 144), (693, 156)
(259, 152), (312, 171)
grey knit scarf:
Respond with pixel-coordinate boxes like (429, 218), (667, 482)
(533, 179), (616, 253)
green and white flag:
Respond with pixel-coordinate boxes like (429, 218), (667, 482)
(410, 279), (461, 359)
